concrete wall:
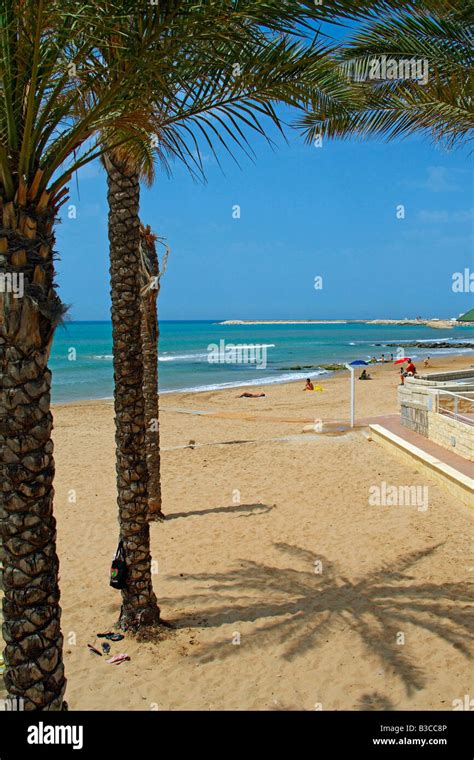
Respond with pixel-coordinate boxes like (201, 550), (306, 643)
(400, 403), (429, 436)
(415, 369), (474, 384)
(398, 381), (436, 435)
(398, 371), (474, 460)
(428, 412), (474, 461)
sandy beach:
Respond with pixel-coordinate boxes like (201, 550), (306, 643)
(42, 354), (474, 710)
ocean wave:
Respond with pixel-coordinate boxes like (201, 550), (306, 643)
(159, 344), (277, 362)
(93, 344), (277, 363)
(161, 369), (328, 395)
(93, 351), (211, 362)
(158, 352), (209, 362)
(384, 337), (472, 345)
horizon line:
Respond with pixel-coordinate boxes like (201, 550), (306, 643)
(62, 316), (465, 323)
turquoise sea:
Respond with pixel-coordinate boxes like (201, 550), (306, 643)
(49, 320), (474, 403)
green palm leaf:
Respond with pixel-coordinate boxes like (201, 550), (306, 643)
(300, 1), (473, 148)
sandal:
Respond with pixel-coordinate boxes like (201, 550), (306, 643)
(97, 632), (124, 641)
(105, 653), (130, 665)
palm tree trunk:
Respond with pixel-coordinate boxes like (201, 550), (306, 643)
(106, 157), (161, 630)
(139, 226), (163, 521)
(0, 200), (67, 710)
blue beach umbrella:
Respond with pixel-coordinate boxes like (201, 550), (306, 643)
(345, 360), (369, 427)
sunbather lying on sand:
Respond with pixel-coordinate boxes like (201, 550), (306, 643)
(238, 392), (266, 398)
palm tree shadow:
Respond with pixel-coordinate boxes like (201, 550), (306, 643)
(168, 543), (474, 697)
(269, 692), (395, 711)
(165, 503), (274, 520)
(357, 692), (395, 711)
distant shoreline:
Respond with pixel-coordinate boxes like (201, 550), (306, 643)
(52, 351), (474, 407)
(219, 319), (471, 328)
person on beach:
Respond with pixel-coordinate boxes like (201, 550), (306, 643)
(359, 369), (371, 380)
(304, 378), (314, 391)
(399, 367), (405, 385)
(424, 356), (431, 368)
(406, 358), (417, 376)
(238, 392), (266, 398)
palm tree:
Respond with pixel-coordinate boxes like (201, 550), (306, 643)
(0, 0), (173, 708)
(139, 224), (167, 521)
(104, 0), (461, 621)
(100, 6), (366, 552)
(105, 156), (163, 628)
(103, 0), (450, 630)
(300, 1), (473, 147)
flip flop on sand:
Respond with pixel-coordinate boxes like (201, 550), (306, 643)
(87, 644), (102, 656)
(97, 632), (125, 641)
(105, 653), (130, 665)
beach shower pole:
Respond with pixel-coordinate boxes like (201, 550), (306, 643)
(345, 363), (355, 428)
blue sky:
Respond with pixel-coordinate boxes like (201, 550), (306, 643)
(56, 122), (473, 321)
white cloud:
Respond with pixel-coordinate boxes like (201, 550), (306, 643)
(76, 162), (102, 181)
(405, 165), (468, 193)
(417, 207), (474, 223)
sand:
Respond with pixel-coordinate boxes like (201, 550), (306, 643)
(5, 354), (474, 710)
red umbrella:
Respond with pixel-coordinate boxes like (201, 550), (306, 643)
(394, 357), (409, 364)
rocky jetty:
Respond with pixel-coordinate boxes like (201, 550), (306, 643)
(279, 363), (346, 371)
(380, 342), (474, 349)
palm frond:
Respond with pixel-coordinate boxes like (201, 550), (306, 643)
(301, 2), (473, 147)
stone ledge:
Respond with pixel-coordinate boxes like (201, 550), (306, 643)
(369, 424), (474, 509)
